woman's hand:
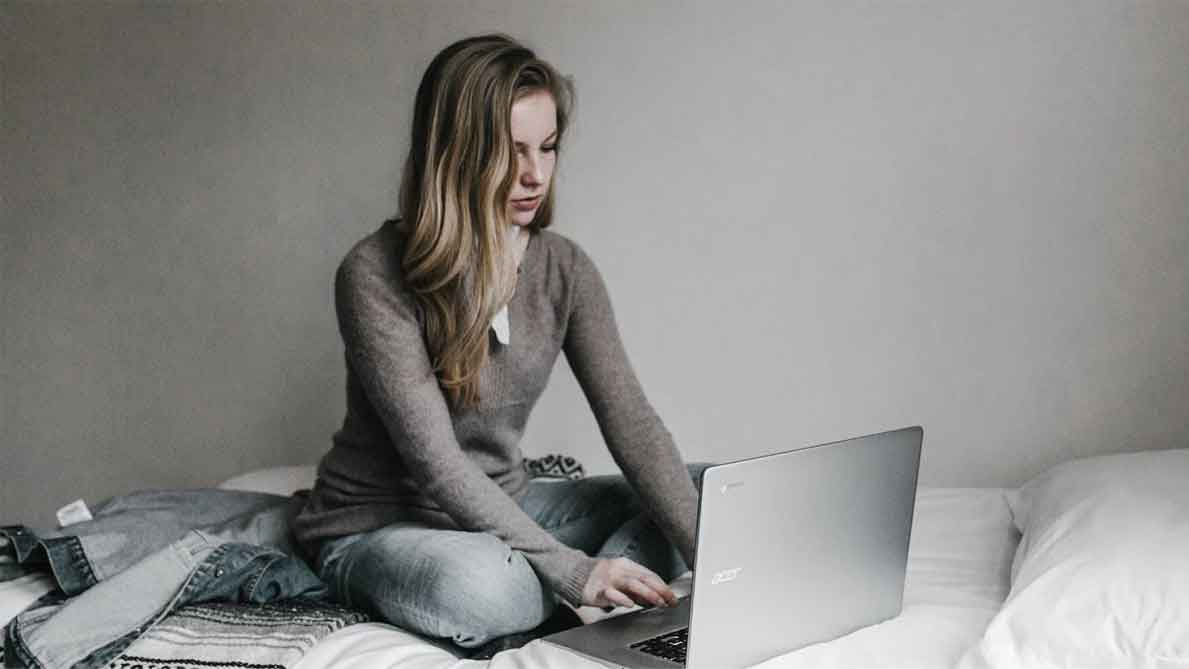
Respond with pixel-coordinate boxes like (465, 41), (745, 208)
(581, 557), (678, 609)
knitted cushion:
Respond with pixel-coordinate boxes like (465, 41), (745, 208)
(523, 454), (585, 480)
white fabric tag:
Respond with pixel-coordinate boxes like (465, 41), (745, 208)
(56, 499), (94, 528)
(492, 303), (511, 345)
(490, 225), (527, 347)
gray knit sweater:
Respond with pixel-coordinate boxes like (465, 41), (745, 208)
(292, 220), (699, 607)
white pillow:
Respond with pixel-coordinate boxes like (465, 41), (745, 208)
(959, 449), (1189, 669)
(217, 465), (317, 496)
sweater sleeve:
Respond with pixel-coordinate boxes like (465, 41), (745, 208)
(335, 252), (598, 606)
(561, 243), (700, 569)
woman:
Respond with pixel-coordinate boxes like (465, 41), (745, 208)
(291, 34), (707, 655)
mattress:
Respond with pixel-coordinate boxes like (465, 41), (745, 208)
(752, 487), (1017, 669)
(0, 487), (1017, 668)
(291, 486), (1018, 668)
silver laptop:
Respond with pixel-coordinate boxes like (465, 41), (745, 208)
(542, 426), (923, 669)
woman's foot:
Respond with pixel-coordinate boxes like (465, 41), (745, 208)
(466, 571), (695, 657)
(463, 603), (584, 660)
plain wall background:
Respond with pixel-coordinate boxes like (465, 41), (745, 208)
(4, 0), (1188, 529)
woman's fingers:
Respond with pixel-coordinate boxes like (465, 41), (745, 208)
(583, 557), (681, 609)
(602, 586), (636, 609)
(619, 562), (677, 607)
(620, 576), (670, 608)
(633, 570), (678, 606)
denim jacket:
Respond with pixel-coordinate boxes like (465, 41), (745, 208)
(1, 489), (326, 669)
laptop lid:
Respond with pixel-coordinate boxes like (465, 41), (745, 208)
(684, 425), (922, 669)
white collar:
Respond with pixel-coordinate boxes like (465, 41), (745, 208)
(491, 226), (528, 346)
(492, 302), (512, 345)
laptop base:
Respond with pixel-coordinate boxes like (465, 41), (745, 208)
(542, 596), (691, 668)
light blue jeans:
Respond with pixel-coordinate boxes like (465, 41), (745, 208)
(315, 463), (711, 649)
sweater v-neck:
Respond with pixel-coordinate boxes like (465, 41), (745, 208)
(493, 229), (537, 346)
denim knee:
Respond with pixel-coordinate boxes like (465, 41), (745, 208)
(321, 526), (555, 648)
(422, 532), (556, 647)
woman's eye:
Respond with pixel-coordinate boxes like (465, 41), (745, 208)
(542, 145), (557, 153)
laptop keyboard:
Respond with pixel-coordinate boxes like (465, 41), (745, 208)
(629, 626), (688, 664)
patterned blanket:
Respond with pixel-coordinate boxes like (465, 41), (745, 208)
(523, 454), (585, 480)
(108, 599), (369, 669)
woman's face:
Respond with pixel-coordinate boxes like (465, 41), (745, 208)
(507, 90), (557, 226)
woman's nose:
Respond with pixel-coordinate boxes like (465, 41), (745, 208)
(520, 154), (544, 186)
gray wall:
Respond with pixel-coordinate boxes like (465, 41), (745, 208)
(4, 1), (1188, 529)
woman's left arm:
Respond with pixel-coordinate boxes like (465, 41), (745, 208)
(561, 241), (700, 568)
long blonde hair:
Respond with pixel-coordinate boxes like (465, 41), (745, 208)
(397, 34), (575, 409)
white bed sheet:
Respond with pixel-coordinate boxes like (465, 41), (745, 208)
(751, 487), (1017, 669)
(0, 487), (1017, 669)
(293, 487), (1018, 669)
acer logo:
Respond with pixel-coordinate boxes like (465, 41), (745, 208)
(711, 567), (742, 585)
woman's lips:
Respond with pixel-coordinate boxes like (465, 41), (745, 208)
(511, 196), (541, 211)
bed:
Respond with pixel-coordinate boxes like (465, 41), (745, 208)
(4, 448), (1185, 668)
